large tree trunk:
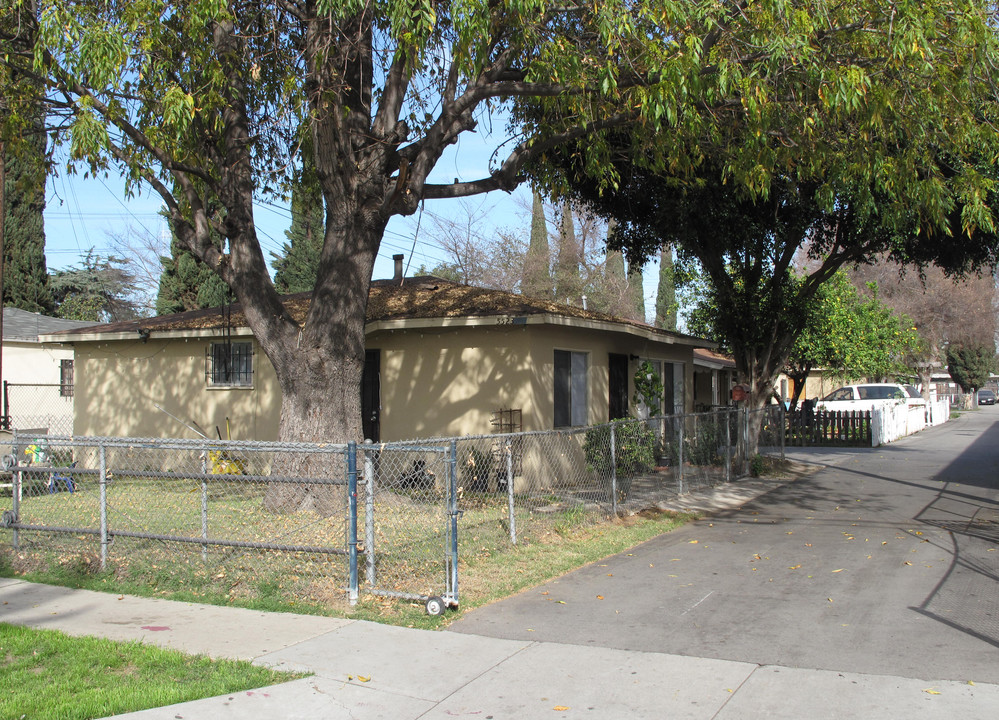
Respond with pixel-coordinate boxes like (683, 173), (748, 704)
(259, 212), (384, 514)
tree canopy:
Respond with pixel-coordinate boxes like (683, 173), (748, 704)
(526, 0), (999, 416)
(50, 251), (144, 322)
(784, 272), (922, 407)
(4, 0), (999, 471)
(946, 343), (996, 393)
(521, 0), (999, 412)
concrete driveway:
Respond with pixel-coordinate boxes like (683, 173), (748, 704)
(449, 408), (999, 685)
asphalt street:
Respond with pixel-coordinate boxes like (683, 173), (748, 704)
(449, 407), (999, 685)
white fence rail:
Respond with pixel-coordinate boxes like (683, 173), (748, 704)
(872, 400), (950, 446)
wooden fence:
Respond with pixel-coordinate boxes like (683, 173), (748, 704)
(785, 409), (872, 447)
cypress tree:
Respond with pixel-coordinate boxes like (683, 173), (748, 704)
(2, 115), (52, 313)
(627, 259), (646, 322)
(655, 245), (678, 331)
(520, 190), (552, 299)
(554, 200), (583, 305)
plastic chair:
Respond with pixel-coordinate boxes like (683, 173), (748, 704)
(48, 462), (77, 494)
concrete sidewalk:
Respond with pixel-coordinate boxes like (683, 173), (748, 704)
(2, 450), (997, 719)
(2, 577), (995, 719)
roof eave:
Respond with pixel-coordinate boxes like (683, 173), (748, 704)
(367, 313), (714, 347)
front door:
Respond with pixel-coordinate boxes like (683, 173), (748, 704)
(609, 353), (629, 420)
(362, 349), (380, 442)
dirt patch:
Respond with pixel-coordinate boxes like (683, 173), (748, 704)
(764, 458), (820, 482)
(618, 508), (687, 525)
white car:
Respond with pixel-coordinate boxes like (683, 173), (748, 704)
(815, 383), (926, 412)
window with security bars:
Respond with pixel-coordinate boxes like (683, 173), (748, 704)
(59, 359), (75, 397)
(207, 342), (253, 386)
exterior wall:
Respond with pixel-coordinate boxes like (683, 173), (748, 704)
(2, 340), (74, 385)
(373, 322), (698, 441)
(70, 320), (701, 443)
(73, 336), (281, 440)
(527, 324), (695, 430)
(776, 370), (846, 405)
(2, 341), (77, 433)
(371, 323), (536, 440)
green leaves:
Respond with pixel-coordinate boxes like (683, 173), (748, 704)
(69, 96), (110, 161)
(160, 84), (196, 140)
(946, 343), (996, 392)
(790, 273), (922, 384)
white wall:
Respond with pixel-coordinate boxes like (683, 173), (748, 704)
(2, 341), (74, 386)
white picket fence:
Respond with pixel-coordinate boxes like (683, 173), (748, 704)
(871, 400), (950, 446)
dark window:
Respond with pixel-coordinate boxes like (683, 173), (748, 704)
(59, 359), (74, 397)
(554, 350), (588, 428)
(208, 342), (253, 386)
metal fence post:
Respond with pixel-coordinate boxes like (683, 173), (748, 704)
(677, 415), (685, 496)
(11, 434), (20, 549)
(447, 440), (459, 605)
(347, 442), (359, 605)
(99, 443), (108, 571)
(742, 407), (750, 474)
(725, 409), (732, 484)
(610, 424), (618, 516)
(505, 440), (516, 545)
(200, 454), (209, 562)
(779, 404), (786, 460)
(363, 441), (376, 588)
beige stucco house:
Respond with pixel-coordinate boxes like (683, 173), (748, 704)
(43, 276), (715, 442)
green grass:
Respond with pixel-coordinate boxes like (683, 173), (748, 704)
(0, 623), (305, 720)
(1, 465), (703, 628)
(346, 507), (696, 629)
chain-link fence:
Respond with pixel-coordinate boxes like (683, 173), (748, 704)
(1, 434), (354, 608)
(2, 407), (785, 612)
(2, 382), (74, 435)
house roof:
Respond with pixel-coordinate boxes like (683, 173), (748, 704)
(40, 276), (710, 347)
(2, 307), (100, 343)
(693, 348), (737, 370)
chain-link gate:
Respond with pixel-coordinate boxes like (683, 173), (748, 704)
(360, 441), (459, 615)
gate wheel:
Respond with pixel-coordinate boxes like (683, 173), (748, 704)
(425, 596), (446, 616)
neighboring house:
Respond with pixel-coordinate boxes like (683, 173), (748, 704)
(775, 368), (845, 407)
(692, 348), (737, 410)
(1, 307), (98, 433)
(42, 275), (715, 442)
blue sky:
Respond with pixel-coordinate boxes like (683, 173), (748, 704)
(42, 132), (663, 317)
(42, 129), (531, 282)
